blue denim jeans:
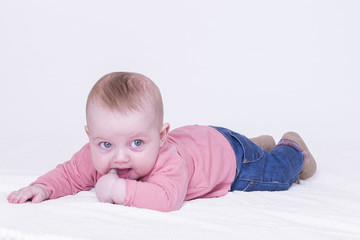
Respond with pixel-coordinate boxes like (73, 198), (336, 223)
(211, 126), (304, 191)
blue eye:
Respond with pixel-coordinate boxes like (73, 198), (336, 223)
(131, 140), (142, 148)
(100, 142), (112, 149)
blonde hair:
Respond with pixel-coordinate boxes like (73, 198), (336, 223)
(86, 72), (164, 123)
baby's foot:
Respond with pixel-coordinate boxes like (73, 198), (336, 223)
(281, 132), (317, 180)
(250, 135), (276, 152)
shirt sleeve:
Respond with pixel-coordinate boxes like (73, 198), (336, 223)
(123, 147), (190, 212)
(31, 144), (100, 199)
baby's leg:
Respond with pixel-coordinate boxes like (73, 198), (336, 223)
(250, 135), (276, 152)
(279, 132), (317, 180)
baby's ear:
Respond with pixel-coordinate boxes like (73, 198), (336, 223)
(84, 125), (90, 137)
(159, 122), (170, 147)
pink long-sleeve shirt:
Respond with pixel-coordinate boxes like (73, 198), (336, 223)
(32, 125), (236, 211)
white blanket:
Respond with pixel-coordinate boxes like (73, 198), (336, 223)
(1, 150), (360, 240)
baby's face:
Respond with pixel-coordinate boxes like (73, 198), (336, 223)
(85, 102), (169, 180)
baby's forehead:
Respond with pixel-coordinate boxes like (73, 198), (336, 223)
(87, 100), (158, 119)
(86, 101), (162, 134)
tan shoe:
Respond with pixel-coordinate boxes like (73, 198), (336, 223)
(250, 135), (276, 152)
(281, 132), (317, 180)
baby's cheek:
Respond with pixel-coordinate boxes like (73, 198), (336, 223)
(92, 156), (108, 175)
(139, 157), (157, 176)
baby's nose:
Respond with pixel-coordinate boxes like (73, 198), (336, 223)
(113, 150), (130, 164)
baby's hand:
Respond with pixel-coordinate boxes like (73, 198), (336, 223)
(7, 184), (50, 204)
(95, 169), (119, 203)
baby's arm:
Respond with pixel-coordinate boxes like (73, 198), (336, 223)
(7, 184), (50, 204)
(8, 144), (98, 204)
(95, 169), (187, 211)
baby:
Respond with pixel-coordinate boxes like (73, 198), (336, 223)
(7, 72), (317, 212)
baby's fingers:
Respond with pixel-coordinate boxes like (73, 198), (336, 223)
(18, 190), (36, 203)
(7, 191), (18, 203)
(7, 190), (22, 203)
(7, 189), (33, 204)
(7, 185), (47, 204)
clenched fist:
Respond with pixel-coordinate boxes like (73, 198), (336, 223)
(95, 169), (126, 204)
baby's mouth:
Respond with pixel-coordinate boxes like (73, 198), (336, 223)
(116, 168), (131, 178)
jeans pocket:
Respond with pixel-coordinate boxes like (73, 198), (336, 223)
(228, 130), (264, 163)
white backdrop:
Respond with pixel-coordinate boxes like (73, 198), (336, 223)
(1, 1), (359, 178)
